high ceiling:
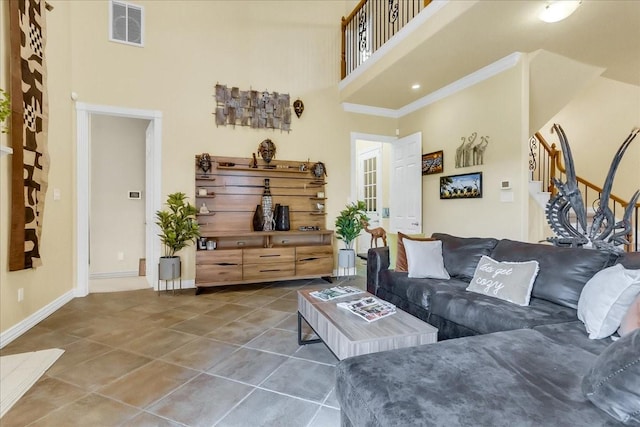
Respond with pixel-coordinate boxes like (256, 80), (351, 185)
(340, 0), (640, 110)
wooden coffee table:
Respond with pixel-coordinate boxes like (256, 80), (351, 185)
(297, 289), (438, 360)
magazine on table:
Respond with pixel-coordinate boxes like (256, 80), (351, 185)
(309, 285), (364, 301)
(337, 296), (396, 322)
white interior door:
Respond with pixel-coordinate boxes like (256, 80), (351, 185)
(390, 132), (422, 234)
(357, 147), (382, 252)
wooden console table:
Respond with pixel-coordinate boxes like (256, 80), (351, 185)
(195, 155), (334, 292)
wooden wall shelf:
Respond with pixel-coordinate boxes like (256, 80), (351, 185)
(194, 155), (333, 291)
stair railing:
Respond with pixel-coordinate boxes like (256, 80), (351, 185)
(530, 132), (639, 252)
(341, 0), (431, 79)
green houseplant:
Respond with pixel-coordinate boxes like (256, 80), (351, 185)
(335, 201), (369, 269)
(0, 89), (10, 134)
(155, 192), (200, 280)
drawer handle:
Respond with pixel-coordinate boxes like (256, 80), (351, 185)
(300, 257), (318, 262)
(259, 254), (281, 258)
(260, 269), (282, 273)
(216, 263), (238, 266)
(237, 242), (245, 246)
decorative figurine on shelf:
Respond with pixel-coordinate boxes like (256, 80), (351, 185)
(293, 99), (304, 118)
(250, 153), (258, 168)
(197, 153), (212, 175)
(258, 139), (276, 168)
(311, 161), (327, 179)
(200, 203), (209, 214)
(262, 179), (275, 231)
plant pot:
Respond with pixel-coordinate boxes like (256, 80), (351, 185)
(159, 256), (181, 280)
(338, 249), (356, 269)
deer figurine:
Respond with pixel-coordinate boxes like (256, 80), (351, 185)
(362, 220), (387, 248)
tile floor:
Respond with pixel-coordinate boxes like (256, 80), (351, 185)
(1, 275), (366, 426)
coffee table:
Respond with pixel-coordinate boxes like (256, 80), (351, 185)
(297, 289), (438, 360)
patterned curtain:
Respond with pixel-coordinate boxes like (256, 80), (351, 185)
(8, 0), (50, 271)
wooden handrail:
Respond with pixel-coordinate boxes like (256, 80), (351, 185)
(534, 132), (640, 209)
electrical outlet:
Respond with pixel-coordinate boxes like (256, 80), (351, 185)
(18, 288), (24, 302)
(117, 252), (124, 261)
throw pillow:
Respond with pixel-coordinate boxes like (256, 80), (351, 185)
(466, 255), (539, 306)
(387, 233), (398, 270)
(618, 293), (640, 337)
(403, 239), (450, 279)
(577, 264), (640, 339)
(395, 232), (433, 272)
(582, 329), (640, 424)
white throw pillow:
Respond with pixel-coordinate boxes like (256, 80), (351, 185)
(403, 239), (450, 280)
(466, 256), (539, 306)
(577, 264), (640, 339)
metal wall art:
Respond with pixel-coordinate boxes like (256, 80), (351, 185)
(422, 150), (443, 175)
(545, 124), (639, 253)
(214, 84), (292, 132)
(440, 172), (482, 199)
(455, 132), (490, 168)
(293, 99), (304, 118)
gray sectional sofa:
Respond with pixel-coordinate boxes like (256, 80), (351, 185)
(336, 233), (640, 426)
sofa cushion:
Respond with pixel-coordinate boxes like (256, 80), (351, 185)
(467, 255), (539, 306)
(431, 233), (499, 281)
(618, 293), (640, 336)
(404, 239), (450, 279)
(617, 251), (640, 270)
(395, 232), (433, 272)
(377, 270), (463, 310)
(582, 329), (640, 425)
(428, 280), (577, 334)
(490, 239), (616, 309)
(533, 321), (612, 356)
(336, 329), (620, 427)
(578, 264), (640, 339)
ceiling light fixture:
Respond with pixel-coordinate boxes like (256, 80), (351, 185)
(539, 1), (582, 23)
(411, 84), (421, 90)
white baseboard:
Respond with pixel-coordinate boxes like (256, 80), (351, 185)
(0, 289), (75, 349)
(90, 271), (138, 279)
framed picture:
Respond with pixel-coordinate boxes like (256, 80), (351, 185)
(440, 172), (482, 199)
(422, 150), (444, 175)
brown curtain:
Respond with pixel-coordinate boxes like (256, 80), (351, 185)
(8, 0), (50, 271)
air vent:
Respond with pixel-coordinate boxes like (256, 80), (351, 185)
(110, 0), (144, 46)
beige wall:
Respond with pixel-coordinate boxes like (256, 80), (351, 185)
(538, 77), (640, 200)
(1, 1), (76, 335)
(399, 61), (528, 240)
(90, 115), (147, 275)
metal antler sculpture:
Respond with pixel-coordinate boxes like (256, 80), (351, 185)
(545, 124), (639, 253)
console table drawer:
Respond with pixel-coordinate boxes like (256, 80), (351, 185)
(243, 262), (295, 281)
(196, 249), (242, 265)
(196, 264), (242, 283)
(295, 246), (333, 276)
(243, 247), (295, 265)
(296, 246), (332, 261)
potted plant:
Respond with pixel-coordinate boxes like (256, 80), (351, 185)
(155, 192), (200, 280)
(0, 89), (10, 134)
(334, 201), (369, 269)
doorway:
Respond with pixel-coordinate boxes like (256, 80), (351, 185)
(76, 103), (162, 297)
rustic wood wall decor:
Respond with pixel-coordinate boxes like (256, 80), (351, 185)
(214, 84), (292, 132)
(8, 0), (50, 270)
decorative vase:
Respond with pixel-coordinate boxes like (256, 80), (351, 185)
(275, 205), (290, 231)
(159, 256), (181, 280)
(262, 179), (274, 231)
(252, 205), (264, 231)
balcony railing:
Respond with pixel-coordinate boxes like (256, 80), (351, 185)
(341, 0), (432, 79)
(530, 132), (638, 252)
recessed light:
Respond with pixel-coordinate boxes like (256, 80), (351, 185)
(411, 84), (420, 90)
(539, 1), (581, 23)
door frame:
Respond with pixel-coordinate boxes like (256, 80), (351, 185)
(75, 103), (162, 297)
(350, 132), (397, 257)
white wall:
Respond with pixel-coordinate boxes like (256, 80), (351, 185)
(90, 115), (148, 276)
